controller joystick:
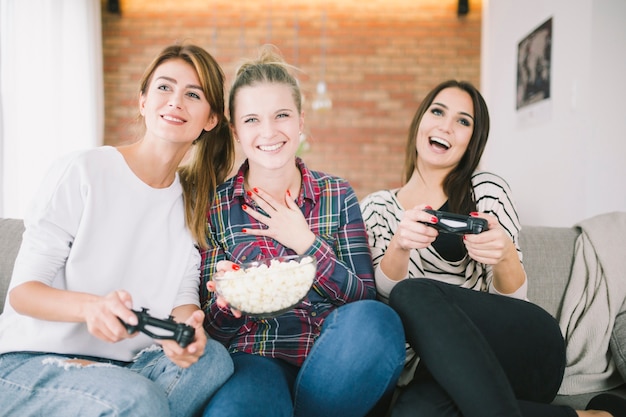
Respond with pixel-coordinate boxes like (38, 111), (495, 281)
(119, 308), (195, 348)
(422, 209), (488, 235)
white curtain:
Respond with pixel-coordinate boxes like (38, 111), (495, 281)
(0, 0), (103, 218)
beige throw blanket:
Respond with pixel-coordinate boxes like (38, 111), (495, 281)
(558, 211), (626, 395)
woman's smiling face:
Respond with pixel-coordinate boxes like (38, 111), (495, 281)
(232, 82), (303, 171)
(415, 87), (475, 172)
(140, 58), (216, 146)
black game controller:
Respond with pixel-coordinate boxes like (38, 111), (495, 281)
(423, 209), (488, 235)
(119, 308), (195, 348)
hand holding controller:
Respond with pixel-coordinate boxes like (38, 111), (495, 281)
(422, 209), (488, 235)
(119, 308), (195, 348)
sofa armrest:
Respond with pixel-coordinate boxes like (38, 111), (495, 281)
(520, 225), (580, 319)
(0, 218), (25, 313)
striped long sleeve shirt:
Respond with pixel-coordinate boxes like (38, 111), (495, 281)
(200, 158), (375, 366)
(360, 171), (527, 301)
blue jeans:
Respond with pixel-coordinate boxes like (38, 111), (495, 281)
(0, 340), (233, 417)
(389, 278), (574, 417)
(203, 300), (406, 417)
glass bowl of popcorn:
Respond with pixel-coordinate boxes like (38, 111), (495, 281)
(214, 255), (317, 318)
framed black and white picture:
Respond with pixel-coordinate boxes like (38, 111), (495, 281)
(516, 17), (552, 110)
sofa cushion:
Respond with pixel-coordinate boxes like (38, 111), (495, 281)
(0, 218), (24, 313)
(520, 225), (580, 319)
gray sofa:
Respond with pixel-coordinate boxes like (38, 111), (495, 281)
(1, 217), (625, 410)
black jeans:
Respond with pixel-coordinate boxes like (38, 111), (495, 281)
(388, 278), (576, 417)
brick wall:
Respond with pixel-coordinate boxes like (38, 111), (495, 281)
(101, 0), (482, 200)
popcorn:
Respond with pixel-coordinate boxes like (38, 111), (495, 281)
(215, 256), (317, 316)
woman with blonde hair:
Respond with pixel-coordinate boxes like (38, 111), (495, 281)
(200, 46), (405, 417)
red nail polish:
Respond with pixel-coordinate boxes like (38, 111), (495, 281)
(425, 205), (433, 210)
(287, 189), (291, 197)
(253, 187), (259, 193)
(232, 264), (240, 271)
(242, 228), (247, 233)
(242, 204), (247, 210)
(246, 191), (252, 197)
(470, 212), (478, 217)
(431, 216), (438, 223)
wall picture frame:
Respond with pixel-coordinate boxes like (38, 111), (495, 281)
(516, 17), (553, 110)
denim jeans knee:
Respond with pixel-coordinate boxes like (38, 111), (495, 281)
(131, 340), (234, 417)
(293, 300), (405, 417)
(0, 352), (170, 417)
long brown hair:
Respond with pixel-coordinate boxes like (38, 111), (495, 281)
(403, 80), (490, 214)
(138, 44), (235, 247)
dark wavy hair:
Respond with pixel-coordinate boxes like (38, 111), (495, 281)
(402, 80), (490, 214)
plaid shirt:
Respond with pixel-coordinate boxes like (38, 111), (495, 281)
(200, 158), (375, 366)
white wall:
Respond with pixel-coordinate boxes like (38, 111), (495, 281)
(480, 0), (626, 226)
(0, 0), (103, 219)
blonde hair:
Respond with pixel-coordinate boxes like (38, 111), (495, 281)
(228, 45), (303, 122)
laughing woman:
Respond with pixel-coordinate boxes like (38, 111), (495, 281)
(360, 79), (626, 417)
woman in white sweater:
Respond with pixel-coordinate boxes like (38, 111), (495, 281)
(0, 44), (235, 417)
(360, 79), (626, 417)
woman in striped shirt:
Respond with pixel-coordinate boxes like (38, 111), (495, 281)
(360, 80), (625, 417)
